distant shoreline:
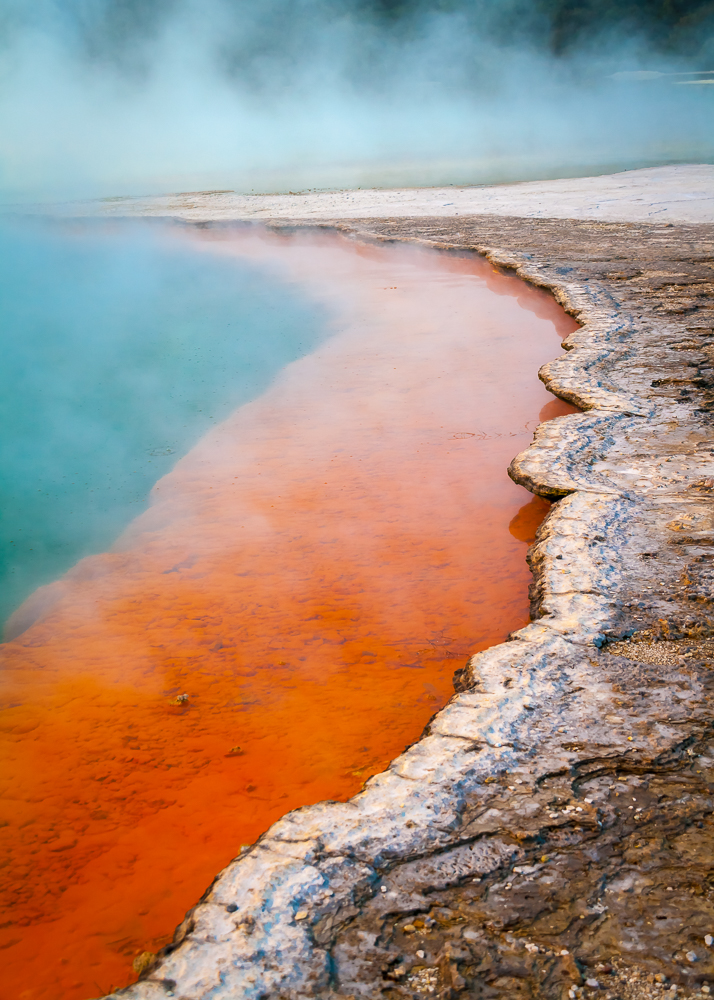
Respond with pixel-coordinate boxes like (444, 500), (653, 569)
(17, 163), (714, 225)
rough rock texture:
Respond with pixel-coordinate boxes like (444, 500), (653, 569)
(105, 217), (714, 1000)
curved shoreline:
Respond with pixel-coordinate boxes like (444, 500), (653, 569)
(1, 228), (573, 1000)
(95, 213), (714, 999)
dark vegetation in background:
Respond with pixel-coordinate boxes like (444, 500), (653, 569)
(540, 0), (714, 55)
(369, 0), (714, 57)
(4, 0), (713, 70)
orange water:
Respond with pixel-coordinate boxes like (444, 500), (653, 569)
(0, 230), (578, 1000)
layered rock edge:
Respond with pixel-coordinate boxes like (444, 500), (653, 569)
(105, 216), (714, 1000)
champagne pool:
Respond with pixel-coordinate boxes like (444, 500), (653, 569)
(0, 223), (578, 1000)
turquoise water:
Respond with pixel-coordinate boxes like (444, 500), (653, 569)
(0, 222), (329, 627)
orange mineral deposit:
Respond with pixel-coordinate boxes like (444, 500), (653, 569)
(0, 229), (579, 1000)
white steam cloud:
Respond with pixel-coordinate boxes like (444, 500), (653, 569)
(0, 0), (712, 202)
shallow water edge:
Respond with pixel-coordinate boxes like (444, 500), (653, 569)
(97, 214), (714, 1000)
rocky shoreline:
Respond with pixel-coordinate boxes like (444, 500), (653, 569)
(105, 215), (714, 1000)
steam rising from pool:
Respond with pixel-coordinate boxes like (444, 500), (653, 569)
(0, 221), (329, 624)
(0, 0), (712, 202)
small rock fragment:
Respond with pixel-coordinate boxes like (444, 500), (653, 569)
(416, 950), (426, 959)
(686, 951), (698, 962)
(295, 910), (308, 920)
(705, 934), (713, 947)
(132, 952), (155, 976)
(585, 979), (600, 989)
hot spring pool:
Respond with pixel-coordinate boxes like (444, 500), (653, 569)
(0, 223), (578, 1000)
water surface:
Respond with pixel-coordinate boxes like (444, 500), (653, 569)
(0, 228), (578, 1000)
(0, 222), (328, 626)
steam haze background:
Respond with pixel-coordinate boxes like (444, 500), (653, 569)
(1, 0), (713, 201)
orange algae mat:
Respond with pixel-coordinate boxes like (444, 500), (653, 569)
(0, 230), (578, 1000)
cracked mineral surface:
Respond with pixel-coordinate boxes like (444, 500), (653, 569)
(103, 215), (714, 1000)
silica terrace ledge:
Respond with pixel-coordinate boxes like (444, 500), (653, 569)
(104, 216), (714, 1000)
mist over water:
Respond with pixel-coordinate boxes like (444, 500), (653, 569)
(0, 220), (330, 624)
(0, 0), (712, 202)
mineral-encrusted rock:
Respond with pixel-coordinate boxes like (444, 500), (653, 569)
(103, 217), (714, 1000)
